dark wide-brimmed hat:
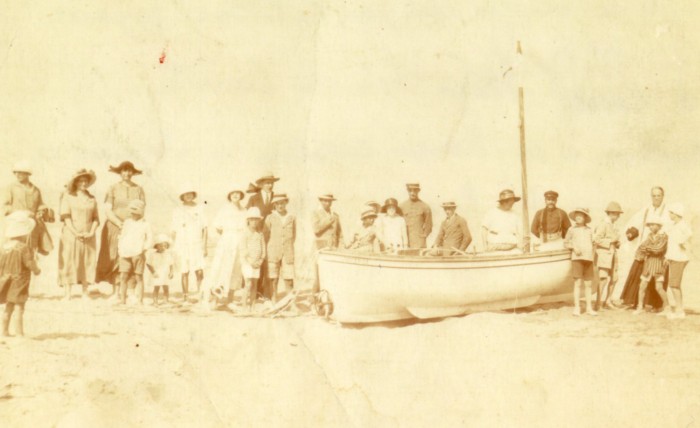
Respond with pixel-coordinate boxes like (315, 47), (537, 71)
(255, 171), (280, 185)
(68, 168), (96, 190)
(544, 190), (559, 200)
(498, 189), (521, 203)
(568, 207), (591, 223)
(109, 161), (142, 175)
(381, 198), (403, 215)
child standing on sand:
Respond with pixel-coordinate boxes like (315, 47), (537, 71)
(147, 234), (174, 306)
(633, 215), (668, 315)
(593, 202), (623, 310)
(239, 208), (266, 310)
(564, 208), (597, 316)
(117, 200), (152, 305)
(171, 186), (208, 302)
(0, 211), (41, 337)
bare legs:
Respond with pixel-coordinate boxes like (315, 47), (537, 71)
(181, 270), (203, 302)
(572, 279), (596, 316)
(2, 303), (25, 337)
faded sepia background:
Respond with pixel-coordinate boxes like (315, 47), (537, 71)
(1, 1), (699, 427)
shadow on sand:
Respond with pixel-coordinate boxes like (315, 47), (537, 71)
(31, 331), (116, 341)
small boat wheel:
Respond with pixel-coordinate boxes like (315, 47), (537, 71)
(313, 290), (334, 319)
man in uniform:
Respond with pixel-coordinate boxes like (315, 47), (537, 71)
(531, 190), (571, 249)
(399, 183), (432, 249)
(431, 201), (472, 255)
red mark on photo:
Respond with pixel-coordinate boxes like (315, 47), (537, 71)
(159, 50), (167, 64)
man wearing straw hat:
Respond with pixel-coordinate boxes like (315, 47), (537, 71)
(400, 183), (432, 249)
(2, 161), (53, 255)
(481, 189), (523, 252)
(312, 194), (343, 292)
(531, 190), (571, 248)
(431, 201), (472, 255)
(247, 171), (279, 219)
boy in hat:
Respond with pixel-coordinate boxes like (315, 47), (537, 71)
(634, 215), (669, 315)
(0, 211), (41, 337)
(432, 202), (472, 255)
(594, 202), (623, 309)
(482, 189), (523, 252)
(531, 190), (571, 249)
(171, 186), (208, 302)
(239, 208), (266, 310)
(665, 203), (692, 319)
(117, 199), (153, 305)
(264, 194), (296, 303)
(147, 234), (175, 306)
(400, 183), (433, 249)
(564, 208), (596, 316)
(347, 209), (380, 254)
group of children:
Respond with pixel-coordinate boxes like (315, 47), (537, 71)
(564, 201), (691, 319)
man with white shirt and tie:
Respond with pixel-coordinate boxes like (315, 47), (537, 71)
(246, 172), (278, 219)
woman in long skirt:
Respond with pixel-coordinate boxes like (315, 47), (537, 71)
(618, 227), (664, 309)
(95, 161), (145, 297)
(200, 188), (246, 306)
(58, 169), (99, 300)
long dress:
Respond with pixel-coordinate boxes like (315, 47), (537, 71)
(618, 237), (666, 309)
(95, 181), (145, 285)
(58, 192), (99, 286)
(171, 203), (207, 273)
(202, 203), (246, 296)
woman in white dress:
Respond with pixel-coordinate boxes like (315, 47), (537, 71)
(201, 188), (247, 305)
(379, 198), (408, 253)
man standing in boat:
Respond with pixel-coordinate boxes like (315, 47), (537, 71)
(400, 183), (432, 249)
(530, 190), (571, 249)
(431, 201), (472, 255)
(481, 189), (523, 253)
(312, 194), (343, 250)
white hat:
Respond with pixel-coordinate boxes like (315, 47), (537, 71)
(645, 214), (664, 226)
(668, 203), (685, 218)
(5, 210), (36, 238)
(153, 233), (171, 248)
(12, 160), (32, 175)
(246, 207), (262, 219)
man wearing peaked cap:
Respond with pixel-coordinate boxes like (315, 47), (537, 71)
(531, 190), (571, 247)
(432, 201), (472, 255)
(400, 182), (432, 249)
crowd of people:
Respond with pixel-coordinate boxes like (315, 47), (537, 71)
(0, 160), (693, 336)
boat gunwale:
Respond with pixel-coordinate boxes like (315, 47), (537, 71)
(318, 248), (572, 264)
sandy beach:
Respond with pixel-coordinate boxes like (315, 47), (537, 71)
(1, 254), (699, 428)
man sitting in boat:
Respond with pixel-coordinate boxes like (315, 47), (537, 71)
(481, 189), (523, 253)
(430, 201), (472, 255)
(346, 209), (380, 254)
(531, 190), (571, 251)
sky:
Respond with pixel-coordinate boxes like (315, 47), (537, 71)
(1, 0), (698, 253)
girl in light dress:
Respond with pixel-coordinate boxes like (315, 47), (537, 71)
(379, 198), (408, 253)
(171, 186), (208, 302)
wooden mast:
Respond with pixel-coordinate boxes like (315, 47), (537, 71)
(517, 41), (531, 253)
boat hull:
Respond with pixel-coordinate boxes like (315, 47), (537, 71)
(317, 250), (574, 323)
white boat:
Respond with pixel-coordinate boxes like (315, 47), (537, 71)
(317, 249), (573, 323)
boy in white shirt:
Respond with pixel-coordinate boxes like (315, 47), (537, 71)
(117, 199), (153, 305)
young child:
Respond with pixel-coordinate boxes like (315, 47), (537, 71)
(380, 198), (408, 253)
(0, 211), (41, 337)
(147, 234), (174, 306)
(634, 215), (668, 315)
(171, 186), (208, 302)
(117, 199), (153, 305)
(593, 202), (623, 310)
(264, 194), (296, 303)
(239, 207), (266, 310)
(564, 208), (596, 316)
(346, 209), (379, 254)
(665, 203), (692, 319)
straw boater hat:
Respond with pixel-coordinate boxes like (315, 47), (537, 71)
(645, 214), (664, 227)
(255, 171), (280, 185)
(381, 198), (403, 215)
(12, 160), (32, 175)
(441, 201), (458, 209)
(68, 168), (97, 190)
(365, 200), (381, 207)
(568, 207), (591, 223)
(109, 161), (142, 175)
(246, 182), (260, 194)
(4, 211), (36, 238)
(604, 201), (623, 214)
(668, 203), (685, 218)
(498, 189), (521, 203)
(246, 207), (262, 219)
(361, 209), (377, 220)
(406, 183), (421, 190)
(128, 199), (146, 215)
(318, 194), (337, 202)
(153, 233), (171, 249)
(544, 190), (559, 199)
(271, 193), (289, 205)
